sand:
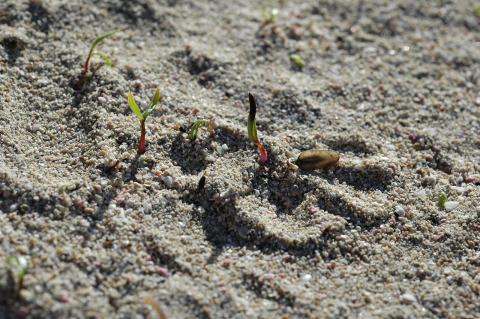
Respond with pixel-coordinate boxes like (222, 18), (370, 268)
(1, 0), (479, 318)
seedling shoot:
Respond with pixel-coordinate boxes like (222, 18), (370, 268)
(7, 255), (28, 291)
(76, 30), (117, 89)
(290, 54), (305, 68)
(248, 93), (267, 164)
(438, 192), (447, 210)
(127, 88), (161, 155)
(188, 119), (214, 140)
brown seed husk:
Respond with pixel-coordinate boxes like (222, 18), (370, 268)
(295, 149), (340, 171)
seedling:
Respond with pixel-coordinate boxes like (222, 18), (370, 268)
(438, 192), (447, 210)
(474, 5), (480, 17)
(261, 8), (279, 24)
(76, 30), (117, 89)
(188, 119), (214, 140)
(290, 54), (305, 68)
(248, 93), (267, 164)
(7, 255), (28, 291)
(291, 149), (340, 171)
(127, 88), (161, 155)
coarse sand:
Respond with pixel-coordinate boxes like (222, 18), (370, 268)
(1, 0), (480, 318)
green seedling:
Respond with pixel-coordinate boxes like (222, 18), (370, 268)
(438, 192), (447, 210)
(261, 7), (279, 24)
(7, 255), (28, 291)
(76, 30), (117, 89)
(248, 93), (267, 165)
(474, 5), (480, 17)
(127, 88), (161, 155)
(290, 54), (305, 68)
(188, 119), (214, 140)
(94, 51), (113, 67)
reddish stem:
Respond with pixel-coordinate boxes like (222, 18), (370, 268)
(256, 140), (267, 165)
(138, 120), (146, 155)
(82, 48), (94, 74)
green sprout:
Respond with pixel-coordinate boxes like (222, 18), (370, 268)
(248, 93), (267, 165)
(188, 119), (214, 140)
(438, 192), (447, 210)
(94, 51), (113, 67)
(7, 255), (28, 290)
(76, 30), (117, 89)
(127, 88), (161, 155)
(261, 7), (279, 24)
(290, 54), (305, 68)
(474, 5), (480, 17)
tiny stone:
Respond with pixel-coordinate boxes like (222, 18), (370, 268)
(302, 274), (312, 281)
(444, 201), (459, 212)
(421, 176), (436, 187)
(161, 175), (173, 187)
(400, 293), (416, 304)
(395, 205), (405, 217)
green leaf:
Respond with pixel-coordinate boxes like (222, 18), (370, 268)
(143, 88), (161, 119)
(474, 5), (480, 17)
(90, 30), (117, 53)
(289, 54), (305, 68)
(151, 88), (161, 106)
(128, 91), (144, 121)
(188, 119), (208, 140)
(7, 255), (28, 280)
(94, 51), (112, 66)
(438, 192), (447, 209)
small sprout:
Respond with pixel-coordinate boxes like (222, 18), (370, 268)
(261, 8), (279, 24)
(289, 54), (305, 68)
(248, 93), (268, 164)
(188, 119), (214, 140)
(76, 30), (117, 89)
(7, 255), (28, 290)
(127, 88), (161, 155)
(94, 51), (113, 67)
(294, 149), (340, 171)
(438, 192), (447, 210)
(474, 5), (480, 17)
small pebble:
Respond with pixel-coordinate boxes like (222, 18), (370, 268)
(421, 176), (436, 187)
(400, 293), (416, 304)
(161, 175), (173, 187)
(444, 201), (459, 212)
(395, 205), (405, 217)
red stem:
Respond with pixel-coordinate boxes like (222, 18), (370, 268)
(138, 120), (146, 154)
(82, 47), (94, 74)
(256, 140), (267, 165)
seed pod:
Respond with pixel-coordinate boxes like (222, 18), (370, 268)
(294, 149), (340, 171)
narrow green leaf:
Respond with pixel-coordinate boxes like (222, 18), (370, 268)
(438, 192), (447, 209)
(128, 91), (144, 121)
(94, 51), (112, 66)
(290, 54), (305, 68)
(90, 30), (117, 53)
(151, 88), (161, 106)
(188, 119), (208, 140)
(143, 88), (161, 119)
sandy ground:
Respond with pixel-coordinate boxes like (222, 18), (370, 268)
(1, 0), (480, 318)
